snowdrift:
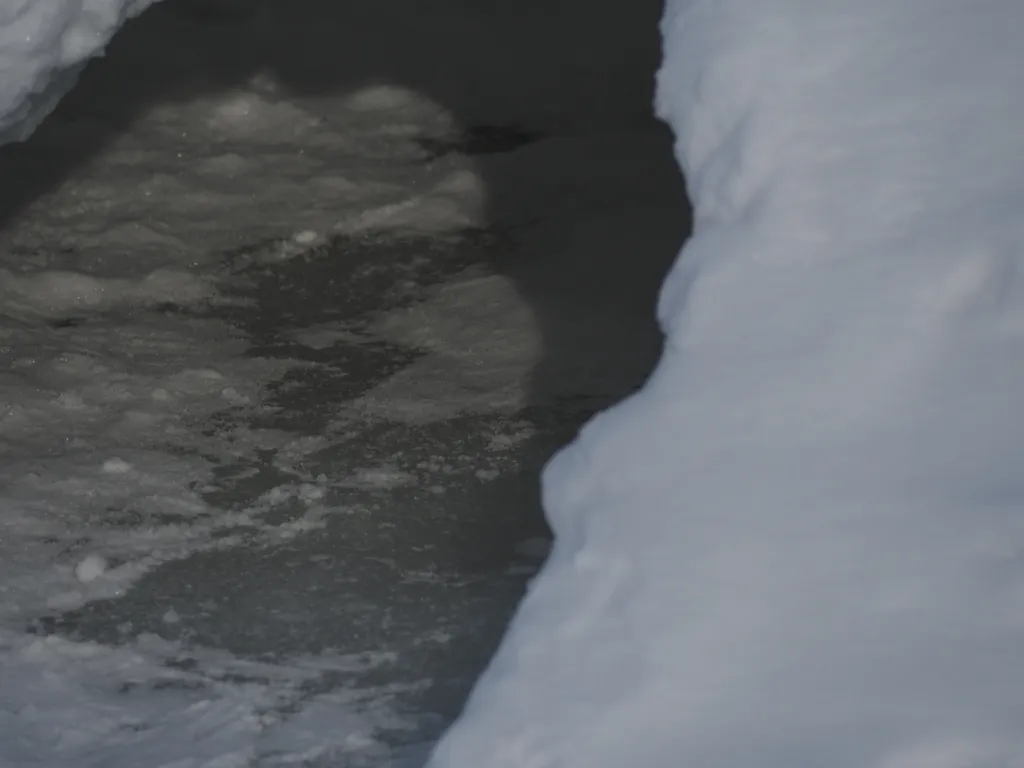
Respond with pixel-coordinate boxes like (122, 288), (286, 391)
(0, 0), (156, 143)
(427, 1), (1024, 766)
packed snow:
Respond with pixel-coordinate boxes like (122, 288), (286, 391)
(427, 1), (1024, 767)
(0, 0), (156, 143)
(4, 0), (1023, 766)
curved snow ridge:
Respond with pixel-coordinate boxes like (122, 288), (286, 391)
(654, 1), (1024, 348)
(0, 0), (157, 142)
(428, 1), (1024, 767)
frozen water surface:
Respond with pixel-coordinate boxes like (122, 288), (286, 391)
(0, 0), (682, 764)
(7, 0), (1024, 766)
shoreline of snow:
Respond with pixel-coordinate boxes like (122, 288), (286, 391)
(427, 1), (1024, 766)
(0, 0), (157, 143)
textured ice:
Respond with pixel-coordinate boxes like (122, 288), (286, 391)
(4, 0), (1023, 765)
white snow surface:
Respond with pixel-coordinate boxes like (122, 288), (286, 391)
(427, 2), (1024, 767)
(0, 0), (157, 142)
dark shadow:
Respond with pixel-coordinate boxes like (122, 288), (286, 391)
(3, 0), (691, 753)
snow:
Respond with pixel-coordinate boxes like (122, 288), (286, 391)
(74, 553), (109, 583)
(0, 632), (420, 768)
(0, 0), (156, 143)
(3, 0), (1022, 765)
(426, 1), (1024, 767)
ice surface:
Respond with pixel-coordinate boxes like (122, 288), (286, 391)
(0, 266), (217, 319)
(427, 1), (1024, 766)
(8, 0), (1021, 764)
(0, 0), (673, 763)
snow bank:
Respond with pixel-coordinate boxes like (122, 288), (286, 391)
(0, 0), (156, 143)
(428, 1), (1024, 766)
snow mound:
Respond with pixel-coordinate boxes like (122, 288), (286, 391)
(427, 1), (1024, 766)
(0, 0), (157, 143)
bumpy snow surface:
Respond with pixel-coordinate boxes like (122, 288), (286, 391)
(428, 2), (1024, 767)
(0, 0), (156, 142)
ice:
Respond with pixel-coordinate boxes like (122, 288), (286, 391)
(101, 458), (133, 474)
(0, 633), (409, 768)
(0, 1), (540, 763)
(427, 1), (1024, 766)
(0, 266), (217, 320)
(74, 554), (108, 583)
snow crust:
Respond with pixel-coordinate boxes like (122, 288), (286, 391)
(427, 1), (1024, 766)
(0, 0), (157, 142)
